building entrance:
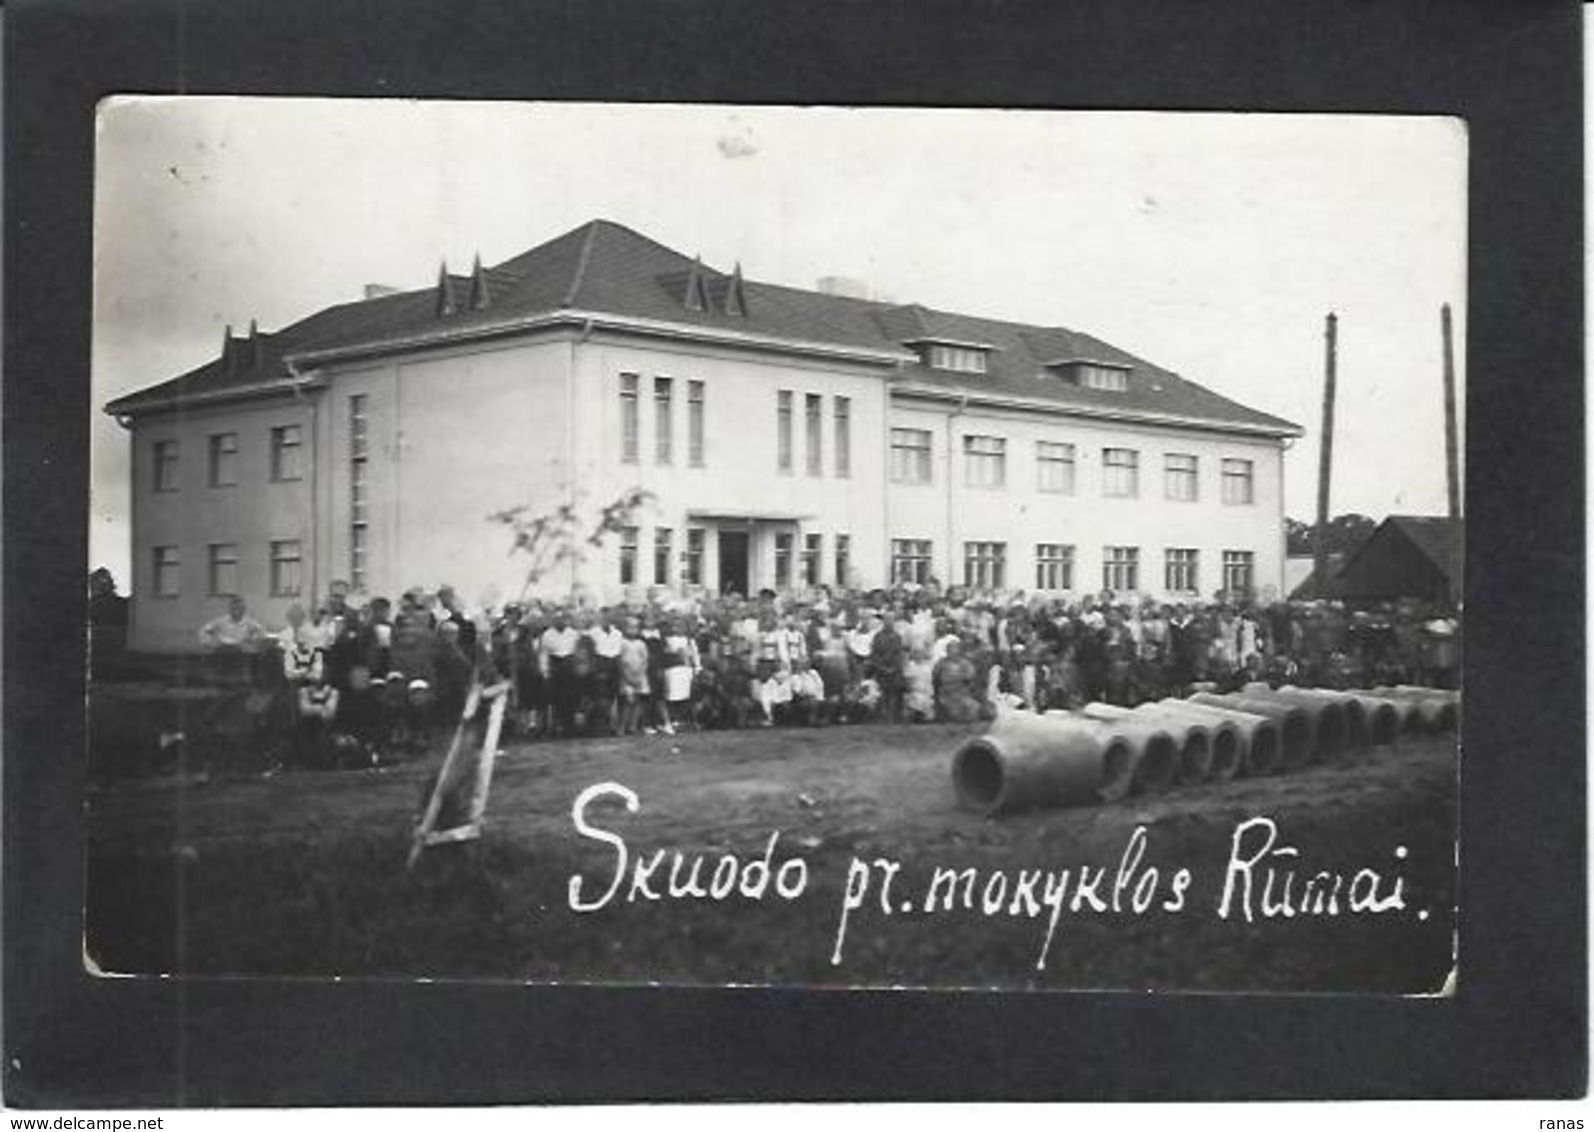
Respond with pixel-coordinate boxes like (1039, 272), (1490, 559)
(717, 530), (750, 596)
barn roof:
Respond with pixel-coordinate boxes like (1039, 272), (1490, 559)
(106, 219), (1301, 437)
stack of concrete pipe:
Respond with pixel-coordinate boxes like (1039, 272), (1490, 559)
(951, 684), (1457, 816)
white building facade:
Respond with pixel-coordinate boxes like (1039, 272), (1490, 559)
(108, 220), (1299, 652)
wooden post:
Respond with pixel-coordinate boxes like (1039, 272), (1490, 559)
(1313, 312), (1338, 597)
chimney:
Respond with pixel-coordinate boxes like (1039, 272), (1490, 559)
(723, 261), (747, 317)
(221, 323), (236, 376)
(248, 319), (264, 368)
(435, 260), (457, 317)
(683, 256), (709, 312)
(468, 253), (491, 311)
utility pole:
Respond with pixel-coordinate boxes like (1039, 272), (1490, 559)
(1313, 312), (1338, 597)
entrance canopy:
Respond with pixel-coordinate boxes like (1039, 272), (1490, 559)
(685, 509), (814, 523)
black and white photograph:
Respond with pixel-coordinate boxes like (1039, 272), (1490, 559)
(82, 98), (1469, 995)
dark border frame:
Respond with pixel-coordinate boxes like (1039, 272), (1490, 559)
(5, 0), (1584, 1106)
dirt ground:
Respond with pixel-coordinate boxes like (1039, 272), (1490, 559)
(84, 719), (1458, 993)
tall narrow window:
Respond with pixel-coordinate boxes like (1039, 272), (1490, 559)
(208, 433), (239, 487)
(889, 428), (932, 484)
(271, 425), (303, 482)
(688, 380), (705, 467)
(207, 543), (240, 596)
(619, 526), (639, 586)
(777, 390), (793, 473)
(684, 527), (705, 586)
(270, 539), (303, 597)
(153, 440), (179, 493)
(834, 534), (851, 587)
(963, 541), (1006, 589)
(1164, 453), (1199, 502)
(1221, 458), (1255, 504)
(1223, 550), (1256, 594)
(1165, 547), (1199, 594)
(349, 394), (369, 591)
(805, 393), (823, 476)
(619, 374), (639, 464)
(1102, 448), (1140, 498)
(153, 545), (180, 597)
(833, 396), (851, 478)
(653, 527), (674, 586)
(774, 532), (793, 589)
(1103, 546), (1140, 592)
(654, 377), (674, 465)
(963, 435), (1006, 489)
(1035, 544), (1075, 591)
(1036, 442), (1076, 494)
(802, 533), (822, 586)
(890, 539), (932, 585)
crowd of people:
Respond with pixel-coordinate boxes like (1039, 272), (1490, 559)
(196, 580), (1462, 772)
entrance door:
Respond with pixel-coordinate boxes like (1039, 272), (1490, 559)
(717, 530), (750, 597)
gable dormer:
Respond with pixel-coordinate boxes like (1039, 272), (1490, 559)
(1044, 357), (1132, 392)
(906, 337), (994, 375)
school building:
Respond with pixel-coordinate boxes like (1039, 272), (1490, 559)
(106, 219), (1302, 651)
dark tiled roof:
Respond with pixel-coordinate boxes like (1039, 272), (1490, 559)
(1382, 515), (1463, 577)
(106, 219), (1301, 435)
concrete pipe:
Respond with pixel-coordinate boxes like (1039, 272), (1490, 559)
(1156, 698), (1280, 778)
(1371, 686), (1460, 731)
(1232, 686), (1354, 761)
(1189, 692), (1317, 771)
(1044, 710), (1178, 797)
(1279, 686), (1403, 747)
(1392, 684), (1460, 704)
(1134, 703), (1243, 781)
(1075, 706), (1192, 791)
(1245, 683), (1370, 753)
(951, 711), (1136, 814)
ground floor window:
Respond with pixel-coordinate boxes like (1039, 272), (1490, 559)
(654, 527), (673, 586)
(207, 543), (240, 597)
(684, 527), (705, 586)
(153, 545), (180, 597)
(964, 541), (1006, 589)
(890, 538), (932, 585)
(1035, 543), (1074, 591)
(834, 533), (851, 587)
(270, 539), (303, 598)
(1223, 549), (1255, 596)
(1164, 547), (1199, 594)
(774, 532), (793, 589)
(802, 533), (822, 586)
(619, 526), (639, 585)
(1102, 545), (1139, 593)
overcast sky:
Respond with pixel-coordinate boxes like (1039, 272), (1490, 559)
(91, 98), (1467, 583)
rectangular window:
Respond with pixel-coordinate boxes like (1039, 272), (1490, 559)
(889, 428), (932, 484)
(270, 539), (303, 598)
(207, 542), (240, 597)
(1165, 547), (1200, 594)
(1103, 545), (1140, 593)
(620, 374), (639, 464)
(654, 526), (673, 586)
(777, 390), (793, 473)
(619, 526), (639, 586)
(270, 425), (303, 482)
(964, 435), (1006, 489)
(1103, 448), (1140, 498)
(774, 532), (793, 589)
(963, 541), (1006, 589)
(152, 440), (179, 493)
(802, 533), (822, 586)
(1037, 441), (1076, 494)
(153, 545), (180, 597)
(1035, 543), (1075, 591)
(805, 393), (823, 476)
(685, 527), (705, 586)
(654, 377), (673, 465)
(928, 344), (988, 373)
(1223, 550), (1256, 595)
(834, 396), (851, 478)
(1222, 458), (1256, 505)
(1068, 362), (1130, 392)
(891, 538), (932, 586)
(1164, 453), (1199, 502)
(834, 533), (851, 587)
(349, 395), (370, 591)
(208, 432), (239, 488)
(688, 380), (705, 467)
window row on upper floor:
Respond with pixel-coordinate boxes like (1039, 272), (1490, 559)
(149, 425), (304, 493)
(886, 428), (1257, 504)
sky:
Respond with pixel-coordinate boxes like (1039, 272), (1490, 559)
(91, 98), (1468, 584)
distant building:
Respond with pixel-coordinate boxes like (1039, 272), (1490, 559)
(1329, 515), (1461, 607)
(106, 219), (1301, 651)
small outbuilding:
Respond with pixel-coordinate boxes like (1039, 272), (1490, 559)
(1329, 515), (1461, 608)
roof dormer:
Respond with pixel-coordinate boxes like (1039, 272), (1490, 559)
(1044, 357), (1132, 392)
(906, 337), (995, 375)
